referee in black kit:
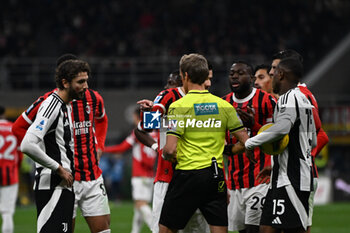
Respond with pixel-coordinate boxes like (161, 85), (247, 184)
(158, 53), (251, 233)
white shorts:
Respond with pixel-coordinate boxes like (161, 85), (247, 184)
(152, 181), (168, 233)
(0, 183), (18, 215)
(132, 177), (154, 202)
(151, 181), (210, 233)
(73, 175), (110, 218)
(308, 178), (318, 226)
(228, 183), (269, 231)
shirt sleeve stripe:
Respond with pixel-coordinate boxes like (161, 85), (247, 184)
(166, 131), (181, 138)
(229, 125), (244, 133)
(22, 112), (33, 124)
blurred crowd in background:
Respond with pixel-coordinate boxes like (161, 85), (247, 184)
(1, 0), (350, 71)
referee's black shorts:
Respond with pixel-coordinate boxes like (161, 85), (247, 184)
(159, 166), (228, 230)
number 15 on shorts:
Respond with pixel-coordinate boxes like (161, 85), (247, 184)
(272, 199), (285, 215)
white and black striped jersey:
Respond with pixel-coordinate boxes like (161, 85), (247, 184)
(271, 87), (317, 192)
(26, 92), (74, 190)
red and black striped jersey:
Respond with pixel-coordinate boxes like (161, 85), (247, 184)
(152, 87), (186, 115)
(0, 120), (22, 186)
(140, 87), (185, 183)
(13, 89), (108, 182)
(222, 88), (276, 190)
(298, 83), (329, 178)
(71, 89), (107, 181)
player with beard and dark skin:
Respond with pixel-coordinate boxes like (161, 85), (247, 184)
(222, 62), (276, 233)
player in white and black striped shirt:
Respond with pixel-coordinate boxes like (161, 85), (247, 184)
(245, 58), (317, 233)
(21, 60), (90, 233)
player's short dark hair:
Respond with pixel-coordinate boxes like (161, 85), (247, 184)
(0, 106), (5, 115)
(55, 60), (91, 90)
(164, 69), (182, 89)
(56, 54), (78, 67)
(232, 61), (254, 75)
(207, 61), (213, 71)
(278, 58), (303, 82)
(272, 49), (303, 63)
(254, 64), (271, 74)
(179, 53), (209, 85)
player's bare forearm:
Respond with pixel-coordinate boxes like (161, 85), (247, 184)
(232, 128), (250, 145)
(163, 135), (178, 163)
(231, 142), (245, 154)
(223, 143), (245, 155)
(134, 127), (156, 147)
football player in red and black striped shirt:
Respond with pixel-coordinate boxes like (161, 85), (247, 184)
(0, 106), (23, 233)
(222, 61), (276, 233)
(12, 55), (111, 233)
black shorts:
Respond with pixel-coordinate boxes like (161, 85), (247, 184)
(159, 167), (227, 229)
(35, 189), (75, 233)
(260, 185), (310, 230)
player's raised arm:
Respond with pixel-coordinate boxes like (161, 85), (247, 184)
(134, 127), (158, 151)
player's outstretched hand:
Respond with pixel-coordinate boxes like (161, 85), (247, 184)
(245, 149), (257, 164)
(137, 99), (153, 111)
(56, 165), (73, 187)
(256, 165), (272, 184)
(237, 106), (255, 128)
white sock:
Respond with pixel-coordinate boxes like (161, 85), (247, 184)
(131, 208), (143, 233)
(140, 204), (153, 229)
(97, 230), (111, 233)
(2, 213), (14, 233)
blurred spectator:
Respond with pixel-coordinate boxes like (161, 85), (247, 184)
(1, 0), (349, 72)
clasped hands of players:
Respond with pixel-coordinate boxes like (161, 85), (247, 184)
(223, 143), (257, 163)
(56, 165), (74, 187)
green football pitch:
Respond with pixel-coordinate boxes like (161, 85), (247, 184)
(7, 201), (350, 233)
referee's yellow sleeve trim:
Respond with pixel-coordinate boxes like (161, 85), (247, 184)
(167, 131), (181, 138)
(229, 126), (244, 133)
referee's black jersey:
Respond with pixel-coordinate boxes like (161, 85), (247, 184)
(26, 92), (74, 190)
(271, 88), (317, 192)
